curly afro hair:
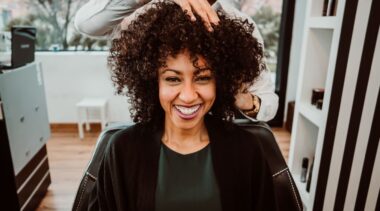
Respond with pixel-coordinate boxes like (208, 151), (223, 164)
(109, 1), (265, 123)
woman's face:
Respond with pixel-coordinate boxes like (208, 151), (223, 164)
(158, 51), (216, 131)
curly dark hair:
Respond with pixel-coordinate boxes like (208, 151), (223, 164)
(109, 1), (265, 123)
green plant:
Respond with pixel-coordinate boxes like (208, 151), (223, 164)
(252, 6), (281, 63)
(97, 39), (109, 50)
(83, 37), (97, 51)
(69, 33), (83, 51)
(5, 0), (93, 51)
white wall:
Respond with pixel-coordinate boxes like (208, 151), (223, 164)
(36, 52), (133, 123)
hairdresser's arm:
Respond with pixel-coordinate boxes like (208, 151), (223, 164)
(120, 0), (220, 31)
(235, 70), (279, 122)
(74, 0), (142, 37)
(74, 0), (219, 37)
(221, 3), (278, 122)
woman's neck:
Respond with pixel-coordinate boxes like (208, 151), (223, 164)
(162, 119), (209, 151)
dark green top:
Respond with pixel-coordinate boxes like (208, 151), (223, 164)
(155, 143), (222, 211)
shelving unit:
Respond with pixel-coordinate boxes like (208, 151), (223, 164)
(298, 103), (322, 126)
(288, 0), (346, 210)
(307, 17), (337, 29)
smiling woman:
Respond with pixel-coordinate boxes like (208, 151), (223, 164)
(88, 1), (277, 211)
(109, 1), (265, 124)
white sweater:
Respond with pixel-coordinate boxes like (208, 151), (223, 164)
(74, 0), (279, 122)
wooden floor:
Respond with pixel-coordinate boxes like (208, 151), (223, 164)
(36, 127), (291, 211)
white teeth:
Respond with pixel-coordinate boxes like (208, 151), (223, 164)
(175, 104), (201, 115)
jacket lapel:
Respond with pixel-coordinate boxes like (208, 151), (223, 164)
(136, 123), (163, 211)
(206, 116), (238, 210)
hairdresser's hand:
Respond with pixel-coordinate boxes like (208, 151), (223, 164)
(121, 0), (220, 31)
(235, 84), (261, 118)
(235, 92), (254, 111)
(234, 84), (253, 110)
(172, 0), (220, 31)
(236, 91), (262, 119)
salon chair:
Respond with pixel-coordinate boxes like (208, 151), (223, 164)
(72, 120), (303, 211)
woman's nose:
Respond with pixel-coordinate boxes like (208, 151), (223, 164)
(178, 82), (198, 103)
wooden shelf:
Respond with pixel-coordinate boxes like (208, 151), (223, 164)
(307, 17), (338, 29)
(299, 103), (323, 126)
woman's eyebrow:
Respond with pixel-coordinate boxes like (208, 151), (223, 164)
(161, 67), (211, 75)
(161, 69), (181, 74)
(194, 68), (212, 75)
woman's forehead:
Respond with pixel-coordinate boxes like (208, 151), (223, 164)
(160, 51), (210, 73)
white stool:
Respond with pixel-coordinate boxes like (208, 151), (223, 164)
(76, 98), (108, 139)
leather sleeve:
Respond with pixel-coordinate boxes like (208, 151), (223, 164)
(253, 158), (278, 211)
(251, 135), (278, 211)
(87, 132), (129, 211)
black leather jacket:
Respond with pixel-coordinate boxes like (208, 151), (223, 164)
(73, 117), (302, 211)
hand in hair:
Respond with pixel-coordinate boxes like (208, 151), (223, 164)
(121, 0), (220, 32)
(172, 0), (220, 31)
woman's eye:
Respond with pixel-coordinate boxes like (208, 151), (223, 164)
(165, 77), (181, 83)
(196, 76), (212, 82)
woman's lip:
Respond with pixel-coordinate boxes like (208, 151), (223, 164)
(174, 104), (202, 120)
(174, 104), (201, 113)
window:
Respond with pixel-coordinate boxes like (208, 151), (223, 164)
(238, 0), (294, 126)
(0, 0), (107, 51)
(2, 0), (283, 54)
(237, 0), (283, 76)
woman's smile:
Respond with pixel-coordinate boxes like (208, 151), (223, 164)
(174, 104), (202, 120)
